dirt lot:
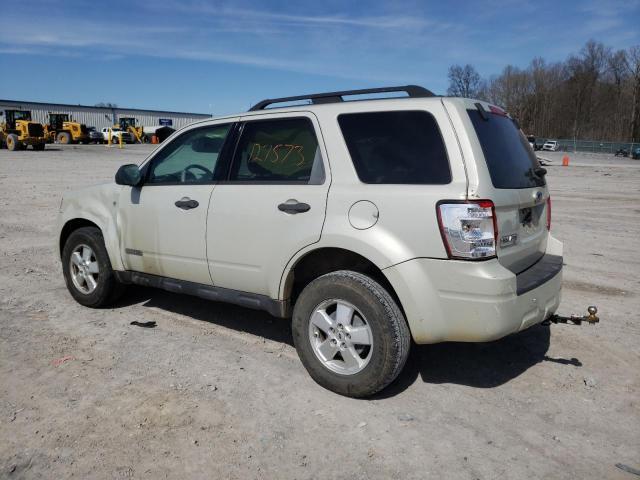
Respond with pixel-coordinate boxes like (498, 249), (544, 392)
(1, 145), (638, 479)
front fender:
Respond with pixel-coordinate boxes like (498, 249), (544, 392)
(56, 184), (124, 270)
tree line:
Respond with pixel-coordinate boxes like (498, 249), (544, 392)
(447, 40), (640, 142)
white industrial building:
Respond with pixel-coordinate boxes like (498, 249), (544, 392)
(0, 99), (211, 131)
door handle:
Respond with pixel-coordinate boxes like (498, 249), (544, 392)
(175, 197), (199, 210)
(278, 201), (311, 214)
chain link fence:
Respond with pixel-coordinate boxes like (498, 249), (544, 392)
(552, 139), (638, 154)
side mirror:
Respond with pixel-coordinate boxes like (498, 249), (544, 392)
(115, 164), (142, 187)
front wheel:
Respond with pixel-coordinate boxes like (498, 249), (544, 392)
(6, 134), (20, 151)
(292, 270), (410, 398)
(57, 131), (71, 144)
(62, 227), (124, 307)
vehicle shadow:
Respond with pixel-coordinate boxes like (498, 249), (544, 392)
(115, 287), (580, 397)
(116, 286), (294, 346)
(374, 323), (581, 399)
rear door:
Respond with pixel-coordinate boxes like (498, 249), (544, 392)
(206, 112), (330, 298)
(465, 103), (549, 273)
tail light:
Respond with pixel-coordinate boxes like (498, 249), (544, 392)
(546, 196), (551, 230)
(437, 200), (497, 260)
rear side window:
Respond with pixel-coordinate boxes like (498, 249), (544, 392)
(229, 118), (324, 184)
(338, 111), (451, 184)
(468, 109), (545, 189)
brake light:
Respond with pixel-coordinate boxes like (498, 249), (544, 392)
(546, 196), (551, 230)
(437, 200), (497, 260)
(489, 105), (507, 116)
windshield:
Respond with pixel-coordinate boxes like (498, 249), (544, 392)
(468, 108), (545, 189)
(14, 111), (31, 121)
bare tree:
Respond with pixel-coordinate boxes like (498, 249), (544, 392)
(625, 46), (640, 142)
(94, 102), (118, 108)
(447, 64), (484, 98)
(447, 41), (640, 142)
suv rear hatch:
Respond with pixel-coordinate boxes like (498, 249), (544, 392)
(466, 103), (549, 273)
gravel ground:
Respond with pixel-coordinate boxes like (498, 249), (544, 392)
(0, 144), (638, 479)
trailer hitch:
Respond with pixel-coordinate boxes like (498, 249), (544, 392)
(543, 306), (599, 326)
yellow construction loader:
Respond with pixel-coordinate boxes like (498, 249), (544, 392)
(117, 117), (145, 143)
(44, 113), (90, 144)
(0, 110), (47, 151)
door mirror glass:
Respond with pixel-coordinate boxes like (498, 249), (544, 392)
(115, 164), (142, 186)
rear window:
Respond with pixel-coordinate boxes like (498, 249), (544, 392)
(468, 109), (544, 189)
(338, 111), (451, 184)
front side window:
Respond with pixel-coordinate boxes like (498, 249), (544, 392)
(229, 118), (324, 184)
(338, 111), (451, 184)
(147, 124), (231, 184)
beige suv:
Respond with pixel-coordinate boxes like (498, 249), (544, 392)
(56, 86), (562, 397)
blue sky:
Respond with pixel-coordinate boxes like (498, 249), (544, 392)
(1, 0), (638, 115)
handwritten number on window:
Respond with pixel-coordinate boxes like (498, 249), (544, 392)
(249, 143), (306, 167)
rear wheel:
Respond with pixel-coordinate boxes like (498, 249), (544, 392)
(292, 270), (410, 397)
(6, 134), (19, 151)
(57, 131), (71, 144)
(62, 227), (124, 307)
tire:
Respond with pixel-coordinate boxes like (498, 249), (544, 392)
(62, 226), (125, 308)
(6, 134), (19, 151)
(57, 131), (71, 144)
(292, 270), (410, 397)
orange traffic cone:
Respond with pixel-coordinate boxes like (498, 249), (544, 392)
(562, 155), (570, 166)
(151, 135), (158, 144)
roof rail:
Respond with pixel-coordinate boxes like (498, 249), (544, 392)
(248, 85), (435, 111)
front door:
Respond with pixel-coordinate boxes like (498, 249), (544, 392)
(118, 122), (235, 284)
(207, 113), (330, 298)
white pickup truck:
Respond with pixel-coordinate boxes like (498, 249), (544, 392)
(100, 128), (133, 144)
(542, 140), (560, 151)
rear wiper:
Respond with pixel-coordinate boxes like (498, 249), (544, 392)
(534, 166), (547, 177)
(475, 102), (489, 121)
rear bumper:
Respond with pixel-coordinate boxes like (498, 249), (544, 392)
(383, 235), (563, 344)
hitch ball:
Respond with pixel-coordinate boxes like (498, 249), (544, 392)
(586, 306), (599, 324)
